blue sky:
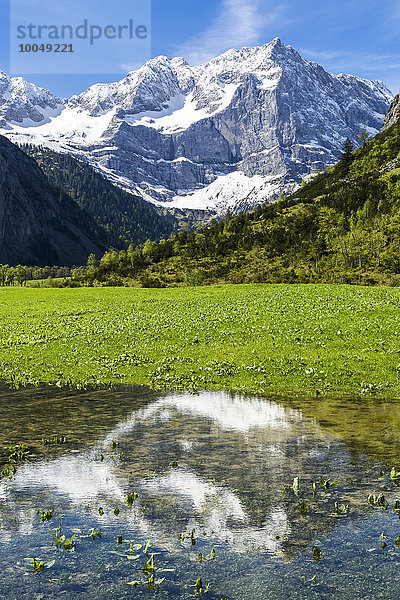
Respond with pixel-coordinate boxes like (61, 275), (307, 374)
(1, 0), (399, 98)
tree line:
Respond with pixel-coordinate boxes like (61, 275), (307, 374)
(0, 265), (71, 286)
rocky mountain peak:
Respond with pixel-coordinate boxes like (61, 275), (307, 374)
(0, 74), (62, 127)
(0, 40), (394, 218)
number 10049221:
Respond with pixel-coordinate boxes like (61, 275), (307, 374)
(18, 43), (74, 53)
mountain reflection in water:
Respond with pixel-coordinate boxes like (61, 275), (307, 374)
(0, 388), (400, 600)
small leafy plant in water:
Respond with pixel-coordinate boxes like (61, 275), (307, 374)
(41, 436), (67, 445)
(8, 443), (29, 463)
(1, 465), (15, 480)
(390, 467), (400, 485)
(32, 558), (44, 573)
(312, 546), (322, 563)
(195, 577), (210, 595)
(195, 577), (203, 595)
(89, 528), (102, 540)
(312, 481), (317, 498)
(127, 492), (139, 506)
(294, 501), (308, 517)
(40, 509), (53, 522)
(368, 493), (389, 510)
(49, 517), (76, 551)
(334, 502), (349, 515)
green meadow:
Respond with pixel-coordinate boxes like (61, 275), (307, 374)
(1, 283), (400, 397)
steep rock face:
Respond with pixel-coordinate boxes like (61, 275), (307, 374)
(0, 136), (103, 266)
(383, 93), (400, 129)
(0, 39), (393, 216)
(82, 41), (392, 213)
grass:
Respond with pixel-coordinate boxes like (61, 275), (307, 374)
(1, 283), (400, 397)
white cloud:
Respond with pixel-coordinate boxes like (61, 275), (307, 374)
(175, 0), (285, 65)
(119, 63), (143, 72)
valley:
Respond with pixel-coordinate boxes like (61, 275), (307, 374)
(0, 29), (399, 600)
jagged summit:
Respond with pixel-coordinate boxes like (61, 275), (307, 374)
(0, 39), (393, 217)
(0, 72), (62, 127)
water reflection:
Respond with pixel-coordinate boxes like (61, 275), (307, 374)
(0, 388), (400, 599)
(1, 393), (300, 552)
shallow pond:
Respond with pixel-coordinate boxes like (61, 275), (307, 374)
(0, 387), (400, 599)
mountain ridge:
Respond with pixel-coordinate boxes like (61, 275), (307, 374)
(383, 93), (400, 129)
(0, 39), (393, 218)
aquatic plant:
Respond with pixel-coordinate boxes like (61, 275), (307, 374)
(127, 492), (139, 506)
(49, 517), (76, 551)
(195, 577), (203, 595)
(368, 493), (389, 509)
(41, 436), (67, 445)
(1, 465), (15, 480)
(8, 443), (29, 463)
(40, 509), (53, 522)
(312, 546), (322, 563)
(32, 558), (44, 573)
(390, 467), (400, 484)
(294, 501), (308, 517)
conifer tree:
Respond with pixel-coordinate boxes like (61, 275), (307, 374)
(340, 137), (354, 175)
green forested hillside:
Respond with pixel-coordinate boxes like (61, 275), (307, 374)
(22, 145), (177, 249)
(72, 118), (400, 287)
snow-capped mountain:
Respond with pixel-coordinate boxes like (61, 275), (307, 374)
(0, 71), (63, 127)
(1, 38), (393, 216)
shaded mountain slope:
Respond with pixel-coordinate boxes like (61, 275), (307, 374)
(22, 145), (177, 248)
(0, 136), (106, 266)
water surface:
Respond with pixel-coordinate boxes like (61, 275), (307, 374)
(0, 387), (400, 599)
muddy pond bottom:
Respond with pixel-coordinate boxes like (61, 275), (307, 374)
(0, 387), (400, 600)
